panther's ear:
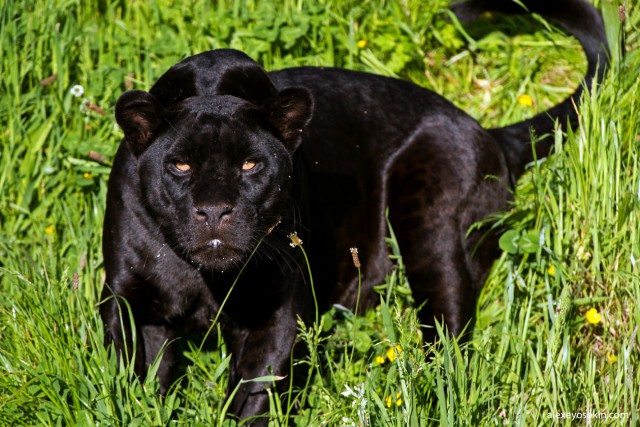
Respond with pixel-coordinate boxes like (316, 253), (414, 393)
(115, 90), (163, 156)
(265, 87), (314, 152)
(215, 64), (278, 106)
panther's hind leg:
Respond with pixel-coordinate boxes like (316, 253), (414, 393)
(387, 203), (479, 343)
(385, 126), (510, 343)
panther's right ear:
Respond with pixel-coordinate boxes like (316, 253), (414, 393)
(115, 90), (163, 156)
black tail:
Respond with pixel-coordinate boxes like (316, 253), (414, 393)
(451, 0), (610, 180)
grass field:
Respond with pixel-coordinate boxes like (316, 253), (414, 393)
(1, 0), (638, 425)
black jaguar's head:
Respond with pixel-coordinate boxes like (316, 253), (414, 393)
(114, 53), (312, 271)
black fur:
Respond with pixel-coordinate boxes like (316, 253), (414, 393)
(100, 1), (609, 424)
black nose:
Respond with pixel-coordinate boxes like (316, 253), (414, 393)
(193, 204), (234, 225)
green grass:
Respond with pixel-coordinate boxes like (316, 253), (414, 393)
(1, 0), (638, 425)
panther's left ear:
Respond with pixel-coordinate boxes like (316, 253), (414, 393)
(115, 90), (163, 156)
(265, 87), (314, 152)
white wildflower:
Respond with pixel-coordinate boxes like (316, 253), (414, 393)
(70, 84), (84, 97)
(341, 417), (356, 427)
(341, 383), (369, 426)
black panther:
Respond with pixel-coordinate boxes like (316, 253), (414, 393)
(100, 0), (609, 424)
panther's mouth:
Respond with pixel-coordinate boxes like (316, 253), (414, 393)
(188, 239), (246, 272)
(185, 216), (280, 272)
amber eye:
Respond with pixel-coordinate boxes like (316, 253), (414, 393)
(242, 160), (257, 171)
(175, 162), (191, 172)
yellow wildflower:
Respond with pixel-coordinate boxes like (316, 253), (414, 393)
(83, 172), (93, 179)
(585, 308), (601, 325)
(386, 392), (402, 408)
(45, 225), (55, 236)
(517, 94), (534, 107)
(357, 39), (367, 49)
(607, 353), (617, 364)
(375, 355), (385, 365)
(547, 265), (555, 276)
(386, 344), (402, 362)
